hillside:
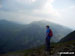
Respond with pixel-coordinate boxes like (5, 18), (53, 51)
(1, 40), (75, 56)
(60, 31), (75, 42)
(0, 20), (73, 54)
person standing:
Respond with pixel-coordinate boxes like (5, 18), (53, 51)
(46, 25), (53, 52)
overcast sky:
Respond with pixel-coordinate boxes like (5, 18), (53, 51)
(0, 0), (75, 29)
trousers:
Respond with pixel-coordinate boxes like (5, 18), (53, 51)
(45, 36), (51, 51)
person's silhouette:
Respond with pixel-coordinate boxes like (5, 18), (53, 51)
(45, 25), (53, 52)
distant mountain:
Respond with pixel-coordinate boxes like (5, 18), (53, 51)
(0, 20), (73, 53)
(59, 31), (75, 42)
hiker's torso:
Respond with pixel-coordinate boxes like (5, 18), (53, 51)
(46, 28), (50, 37)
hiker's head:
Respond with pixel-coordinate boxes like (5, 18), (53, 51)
(46, 25), (49, 29)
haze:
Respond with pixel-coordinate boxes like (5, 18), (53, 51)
(0, 0), (75, 29)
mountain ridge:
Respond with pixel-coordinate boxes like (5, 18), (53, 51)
(60, 31), (75, 42)
(0, 20), (73, 54)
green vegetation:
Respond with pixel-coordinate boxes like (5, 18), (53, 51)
(6, 40), (75, 56)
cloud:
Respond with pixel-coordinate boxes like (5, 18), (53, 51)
(16, 0), (37, 3)
(53, 5), (75, 29)
(0, 0), (61, 23)
(0, 0), (75, 29)
(0, 10), (45, 24)
(16, 0), (36, 4)
(2, 0), (47, 11)
(0, 5), (2, 8)
(32, 0), (36, 2)
(33, 0), (61, 18)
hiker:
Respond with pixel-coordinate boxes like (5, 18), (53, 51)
(45, 25), (53, 52)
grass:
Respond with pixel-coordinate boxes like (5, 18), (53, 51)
(4, 40), (75, 56)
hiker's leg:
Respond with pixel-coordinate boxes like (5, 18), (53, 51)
(45, 37), (50, 51)
(45, 37), (48, 51)
(47, 37), (50, 51)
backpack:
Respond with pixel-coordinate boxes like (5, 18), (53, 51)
(49, 29), (53, 37)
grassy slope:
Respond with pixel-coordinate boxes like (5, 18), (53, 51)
(1, 40), (75, 56)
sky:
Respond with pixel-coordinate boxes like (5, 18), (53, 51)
(0, 0), (75, 29)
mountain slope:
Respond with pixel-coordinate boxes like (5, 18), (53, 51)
(1, 40), (75, 56)
(0, 20), (73, 54)
(60, 31), (75, 42)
